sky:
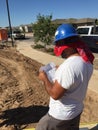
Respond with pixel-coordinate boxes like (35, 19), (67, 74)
(0, 0), (98, 27)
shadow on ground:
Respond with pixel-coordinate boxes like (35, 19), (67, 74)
(0, 105), (98, 130)
(90, 124), (98, 130)
(0, 105), (49, 129)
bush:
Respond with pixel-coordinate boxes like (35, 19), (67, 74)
(34, 44), (44, 49)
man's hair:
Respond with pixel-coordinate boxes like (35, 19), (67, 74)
(55, 36), (80, 46)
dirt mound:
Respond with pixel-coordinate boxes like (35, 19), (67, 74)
(0, 46), (98, 130)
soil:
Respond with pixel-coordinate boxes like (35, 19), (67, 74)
(0, 45), (98, 130)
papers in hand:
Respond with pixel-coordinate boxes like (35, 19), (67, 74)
(39, 62), (56, 82)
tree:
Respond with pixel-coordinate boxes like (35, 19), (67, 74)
(32, 14), (58, 49)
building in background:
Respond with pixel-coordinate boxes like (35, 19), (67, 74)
(19, 24), (33, 33)
(3, 18), (97, 33)
(52, 18), (97, 28)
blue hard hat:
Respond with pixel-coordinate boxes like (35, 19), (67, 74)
(54, 24), (78, 43)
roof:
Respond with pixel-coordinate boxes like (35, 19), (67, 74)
(52, 18), (96, 25)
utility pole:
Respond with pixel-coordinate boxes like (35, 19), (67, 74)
(6, 0), (14, 47)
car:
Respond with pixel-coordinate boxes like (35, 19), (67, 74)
(77, 25), (98, 52)
(8, 30), (25, 39)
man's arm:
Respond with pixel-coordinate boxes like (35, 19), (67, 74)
(39, 71), (67, 100)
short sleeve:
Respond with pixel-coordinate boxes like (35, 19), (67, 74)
(54, 65), (75, 90)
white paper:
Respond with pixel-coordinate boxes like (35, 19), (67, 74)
(39, 62), (56, 82)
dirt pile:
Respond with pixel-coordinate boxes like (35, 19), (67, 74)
(0, 46), (98, 130)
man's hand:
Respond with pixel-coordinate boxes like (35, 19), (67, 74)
(38, 71), (47, 82)
(38, 71), (66, 100)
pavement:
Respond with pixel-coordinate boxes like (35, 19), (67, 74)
(16, 41), (98, 130)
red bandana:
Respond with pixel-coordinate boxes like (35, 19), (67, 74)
(54, 41), (95, 64)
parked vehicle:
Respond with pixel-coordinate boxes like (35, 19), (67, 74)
(77, 25), (98, 52)
(8, 30), (25, 39)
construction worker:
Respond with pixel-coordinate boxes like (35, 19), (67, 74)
(36, 24), (94, 130)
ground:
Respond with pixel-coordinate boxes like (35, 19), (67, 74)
(0, 46), (98, 130)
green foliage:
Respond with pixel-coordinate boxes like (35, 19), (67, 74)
(32, 14), (58, 48)
(34, 44), (44, 49)
(95, 19), (98, 25)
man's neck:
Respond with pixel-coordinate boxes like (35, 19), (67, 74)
(61, 48), (79, 59)
(69, 53), (80, 57)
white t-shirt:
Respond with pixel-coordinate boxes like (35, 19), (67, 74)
(49, 56), (93, 120)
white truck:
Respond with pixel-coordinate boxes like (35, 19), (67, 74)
(77, 25), (98, 52)
(8, 30), (25, 39)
